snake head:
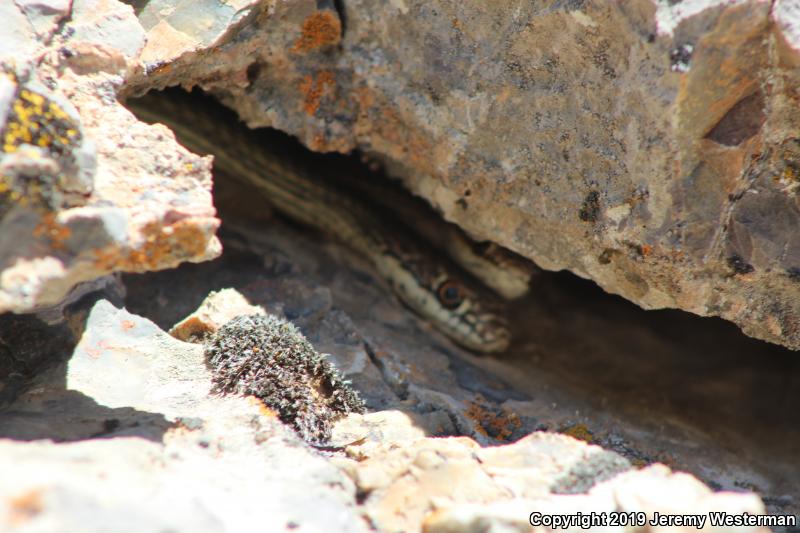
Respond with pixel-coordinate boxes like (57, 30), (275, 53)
(383, 250), (512, 354)
(429, 276), (511, 354)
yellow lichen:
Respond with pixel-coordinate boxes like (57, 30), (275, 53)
(0, 84), (86, 210)
(561, 423), (596, 443)
(2, 88), (80, 156)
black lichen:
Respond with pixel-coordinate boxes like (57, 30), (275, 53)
(727, 254), (755, 275)
(550, 450), (631, 495)
(205, 314), (364, 444)
(669, 43), (694, 73)
(786, 267), (800, 282)
(579, 190), (601, 222)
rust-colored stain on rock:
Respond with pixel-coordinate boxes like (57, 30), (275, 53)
(300, 71), (336, 116)
(291, 11), (341, 54)
(8, 488), (43, 525)
(464, 396), (521, 441)
(93, 219), (213, 272)
(33, 213), (72, 250)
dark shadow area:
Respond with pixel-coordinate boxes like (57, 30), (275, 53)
(498, 271), (800, 510)
(117, 0), (147, 17)
(0, 294), (173, 443)
(0, 373), (173, 443)
(516, 271), (800, 439)
(0, 313), (75, 409)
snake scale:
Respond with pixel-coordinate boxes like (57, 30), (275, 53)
(128, 90), (520, 353)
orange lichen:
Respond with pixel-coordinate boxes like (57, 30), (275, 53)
(291, 11), (341, 53)
(377, 104), (435, 174)
(147, 62), (173, 76)
(299, 71), (336, 116)
(8, 489), (43, 525)
(93, 218), (213, 272)
(464, 396), (521, 441)
(33, 213), (72, 249)
(352, 86), (437, 174)
(170, 316), (213, 342)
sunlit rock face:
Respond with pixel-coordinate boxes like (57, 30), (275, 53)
(0, 0), (220, 314)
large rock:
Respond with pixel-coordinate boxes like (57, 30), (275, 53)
(0, 300), (366, 532)
(126, 0), (800, 350)
(0, 0), (220, 314)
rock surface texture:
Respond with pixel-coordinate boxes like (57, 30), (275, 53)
(0, 0), (220, 314)
(0, 298), (777, 532)
(126, 0), (800, 350)
(1, 1), (799, 532)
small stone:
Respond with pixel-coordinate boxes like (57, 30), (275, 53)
(170, 288), (265, 342)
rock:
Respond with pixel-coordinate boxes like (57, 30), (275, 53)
(169, 287), (265, 341)
(0, 2), (796, 531)
(332, 433), (630, 531)
(423, 465), (771, 533)
(125, 0), (800, 351)
(331, 410), (457, 446)
(332, 429), (770, 533)
(0, 0), (220, 314)
(1, 265), (789, 531)
(0, 299), (367, 532)
(15, 0), (72, 41)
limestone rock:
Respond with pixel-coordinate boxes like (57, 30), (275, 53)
(0, 300), (366, 532)
(331, 425), (769, 533)
(423, 465), (770, 533)
(126, 1), (800, 350)
(0, 0), (220, 314)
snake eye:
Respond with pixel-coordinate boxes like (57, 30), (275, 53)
(437, 280), (464, 309)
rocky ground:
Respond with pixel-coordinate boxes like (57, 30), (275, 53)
(1, 0), (799, 531)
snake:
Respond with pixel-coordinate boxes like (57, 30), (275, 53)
(127, 89), (519, 353)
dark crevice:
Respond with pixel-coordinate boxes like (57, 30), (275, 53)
(332, 0), (347, 38)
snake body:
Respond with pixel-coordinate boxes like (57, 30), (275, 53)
(128, 90), (511, 353)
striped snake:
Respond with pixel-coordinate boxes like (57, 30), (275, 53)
(128, 90), (527, 353)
